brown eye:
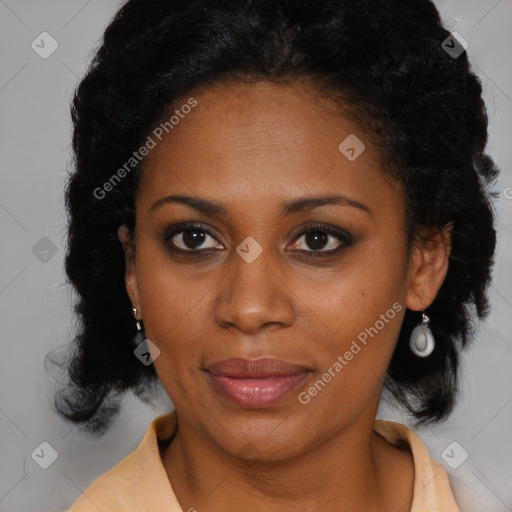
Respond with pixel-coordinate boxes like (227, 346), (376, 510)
(161, 221), (353, 258)
(164, 223), (223, 252)
(288, 223), (354, 257)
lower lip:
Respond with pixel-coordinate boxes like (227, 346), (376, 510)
(206, 371), (310, 408)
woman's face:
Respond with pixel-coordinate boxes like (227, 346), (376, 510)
(119, 80), (441, 460)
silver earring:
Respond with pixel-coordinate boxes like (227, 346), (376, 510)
(131, 306), (142, 330)
(131, 306), (145, 347)
(410, 310), (435, 357)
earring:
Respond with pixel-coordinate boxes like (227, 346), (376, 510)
(131, 305), (145, 347)
(410, 309), (435, 357)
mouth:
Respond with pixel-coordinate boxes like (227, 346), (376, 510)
(204, 357), (311, 409)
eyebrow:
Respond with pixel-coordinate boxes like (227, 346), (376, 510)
(149, 193), (371, 216)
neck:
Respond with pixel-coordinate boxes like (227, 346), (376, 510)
(161, 408), (413, 512)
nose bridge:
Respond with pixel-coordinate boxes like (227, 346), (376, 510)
(214, 238), (294, 332)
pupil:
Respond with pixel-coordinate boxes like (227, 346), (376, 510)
(181, 230), (329, 250)
(306, 231), (327, 250)
(183, 229), (205, 248)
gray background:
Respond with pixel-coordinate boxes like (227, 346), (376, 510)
(0, 1), (511, 511)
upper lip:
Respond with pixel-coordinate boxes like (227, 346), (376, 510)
(205, 358), (310, 378)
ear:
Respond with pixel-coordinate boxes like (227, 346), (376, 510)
(117, 224), (141, 311)
(405, 223), (452, 311)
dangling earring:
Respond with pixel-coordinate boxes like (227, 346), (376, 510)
(127, 280), (144, 347)
(131, 306), (145, 348)
(410, 305), (435, 357)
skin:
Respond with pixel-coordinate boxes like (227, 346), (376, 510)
(117, 80), (451, 512)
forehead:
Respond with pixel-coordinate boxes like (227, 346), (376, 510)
(137, 80), (399, 214)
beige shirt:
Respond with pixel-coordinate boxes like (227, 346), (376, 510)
(67, 411), (460, 511)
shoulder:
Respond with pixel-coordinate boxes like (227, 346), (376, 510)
(66, 411), (182, 512)
(65, 449), (141, 511)
(374, 419), (460, 512)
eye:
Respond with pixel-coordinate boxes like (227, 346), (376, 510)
(288, 223), (353, 257)
(164, 222), (223, 252)
(161, 221), (353, 257)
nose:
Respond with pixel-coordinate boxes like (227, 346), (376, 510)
(213, 245), (295, 334)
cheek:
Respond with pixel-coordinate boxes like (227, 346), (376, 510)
(137, 273), (209, 408)
(303, 238), (408, 377)
(137, 230), (408, 343)
(315, 241), (406, 328)
(133, 224), (409, 411)
(133, 242), (209, 375)
(293, 254), (406, 427)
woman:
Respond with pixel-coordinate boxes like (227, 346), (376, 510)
(60, 0), (499, 510)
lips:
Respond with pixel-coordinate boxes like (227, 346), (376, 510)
(204, 358), (311, 408)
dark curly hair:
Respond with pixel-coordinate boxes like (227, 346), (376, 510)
(54, 0), (499, 436)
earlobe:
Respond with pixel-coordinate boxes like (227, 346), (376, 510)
(405, 225), (452, 311)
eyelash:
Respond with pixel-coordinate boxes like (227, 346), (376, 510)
(160, 222), (354, 258)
